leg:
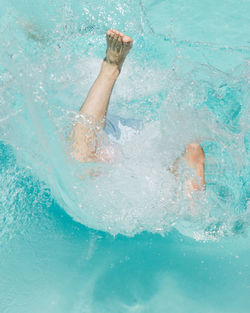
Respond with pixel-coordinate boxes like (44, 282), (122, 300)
(170, 143), (206, 194)
(184, 143), (206, 196)
(71, 29), (133, 162)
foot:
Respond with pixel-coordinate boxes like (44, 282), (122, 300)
(184, 143), (206, 195)
(104, 29), (133, 72)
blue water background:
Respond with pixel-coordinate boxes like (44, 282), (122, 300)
(0, 0), (250, 312)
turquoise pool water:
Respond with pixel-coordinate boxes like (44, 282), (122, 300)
(0, 0), (250, 312)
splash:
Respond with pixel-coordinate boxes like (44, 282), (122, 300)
(0, 0), (249, 240)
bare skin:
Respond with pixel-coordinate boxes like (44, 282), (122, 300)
(184, 143), (205, 199)
(71, 29), (133, 162)
(71, 29), (205, 192)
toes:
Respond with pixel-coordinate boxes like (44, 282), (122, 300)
(106, 29), (112, 36)
(116, 36), (123, 53)
(113, 29), (123, 37)
(106, 29), (132, 41)
(113, 33), (119, 40)
(106, 29), (116, 38)
(106, 29), (114, 40)
(106, 29), (133, 55)
(106, 29), (119, 48)
(108, 30), (123, 50)
(106, 29), (113, 43)
(122, 36), (133, 50)
(111, 35), (119, 49)
(122, 35), (133, 44)
(110, 30), (117, 39)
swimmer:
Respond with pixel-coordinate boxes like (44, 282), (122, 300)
(71, 29), (205, 193)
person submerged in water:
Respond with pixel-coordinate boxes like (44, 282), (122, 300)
(71, 29), (205, 194)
